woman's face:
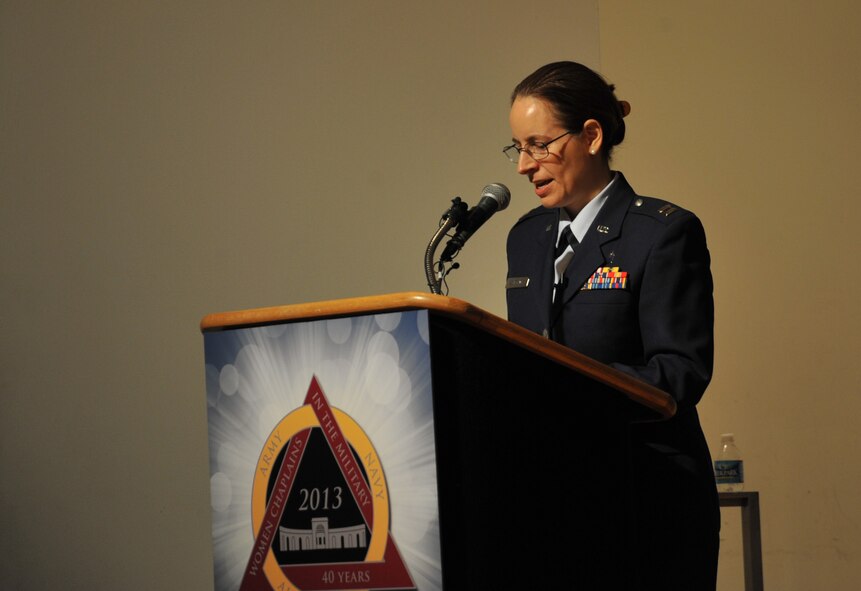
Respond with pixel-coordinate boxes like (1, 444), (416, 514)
(509, 95), (608, 216)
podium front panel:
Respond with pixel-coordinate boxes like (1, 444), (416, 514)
(203, 310), (439, 591)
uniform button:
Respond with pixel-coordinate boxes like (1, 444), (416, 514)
(634, 198), (643, 207)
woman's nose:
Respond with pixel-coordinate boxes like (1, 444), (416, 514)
(516, 150), (538, 175)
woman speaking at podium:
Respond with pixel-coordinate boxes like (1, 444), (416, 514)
(504, 61), (719, 589)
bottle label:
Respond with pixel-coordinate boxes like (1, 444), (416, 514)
(714, 460), (744, 484)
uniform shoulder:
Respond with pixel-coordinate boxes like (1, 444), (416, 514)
(510, 205), (555, 231)
(627, 194), (696, 225)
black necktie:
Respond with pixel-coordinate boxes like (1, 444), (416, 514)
(555, 225), (579, 260)
(551, 225), (578, 342)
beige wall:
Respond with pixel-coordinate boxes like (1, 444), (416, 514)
(599, 1), (861, 589)
(0, 1), (601, 588)
(4, 1), (858, 588)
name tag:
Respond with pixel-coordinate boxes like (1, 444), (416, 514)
(506, 277), (530, 289)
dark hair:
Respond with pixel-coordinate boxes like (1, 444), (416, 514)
(512, 61), (627, 159)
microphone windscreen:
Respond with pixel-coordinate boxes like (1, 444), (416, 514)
(481, 183), (511, 211)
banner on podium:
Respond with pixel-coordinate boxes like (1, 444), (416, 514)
(203, 310), (440, 591)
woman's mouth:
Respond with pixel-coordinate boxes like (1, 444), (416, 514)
(534, 178), (553, 197)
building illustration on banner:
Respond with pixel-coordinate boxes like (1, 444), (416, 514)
(280, 517), (368, 552)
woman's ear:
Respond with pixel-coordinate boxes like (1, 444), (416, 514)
(582, 118), (604, 155)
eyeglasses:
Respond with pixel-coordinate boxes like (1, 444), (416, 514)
(502, 130), (576, 164)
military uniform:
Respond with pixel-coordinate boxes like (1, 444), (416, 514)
(506, 172), (720, 589)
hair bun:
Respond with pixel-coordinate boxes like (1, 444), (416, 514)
(619, 100), (631, 118)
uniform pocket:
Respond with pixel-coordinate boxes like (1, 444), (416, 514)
(573, 288), (633, 305)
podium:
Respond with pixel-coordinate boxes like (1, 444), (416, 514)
(201, 292), (674, 590)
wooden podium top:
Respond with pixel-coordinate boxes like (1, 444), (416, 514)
(201, 291), (676, 419)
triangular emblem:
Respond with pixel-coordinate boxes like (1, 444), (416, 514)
(241, 376), (416, 591)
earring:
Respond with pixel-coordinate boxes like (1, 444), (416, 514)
(589, 149), (596, 155)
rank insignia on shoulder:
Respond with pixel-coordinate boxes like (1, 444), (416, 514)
(506, 276), (530, 289)
(657, 203), (679, 216)
(581, 267), (628, 290)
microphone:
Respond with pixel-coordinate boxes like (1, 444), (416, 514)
(441, 183), (511, 261)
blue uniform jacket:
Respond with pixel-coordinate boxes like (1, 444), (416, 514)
(506, 172), (719, 587)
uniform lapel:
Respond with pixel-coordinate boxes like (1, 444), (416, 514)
(559, 174), (636, 306)
(532, 208), (559, 325)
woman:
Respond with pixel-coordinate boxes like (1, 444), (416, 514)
(504, 61), (719, 589)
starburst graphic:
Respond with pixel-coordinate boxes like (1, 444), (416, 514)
(203, 310), (442, 590)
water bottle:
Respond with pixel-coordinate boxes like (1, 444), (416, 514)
(715, 433), (744, 492)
